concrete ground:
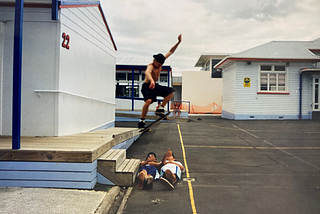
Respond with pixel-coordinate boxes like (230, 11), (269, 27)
(0, 185), (120, 214)
(1, 116), (320, 214)
(122, 116), (320, 214)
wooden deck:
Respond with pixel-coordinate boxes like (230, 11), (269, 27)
(0, 128), (141, 163)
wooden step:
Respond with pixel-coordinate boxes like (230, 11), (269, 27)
(97, 149), (140, 186)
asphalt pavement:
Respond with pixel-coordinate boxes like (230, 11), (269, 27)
(1, 116), (320, 214)
(122, 116), (320, 214)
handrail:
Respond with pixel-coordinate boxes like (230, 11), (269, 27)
(34, 90), (116, 105)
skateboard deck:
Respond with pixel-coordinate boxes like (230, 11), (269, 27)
(140, 112), (170, 133)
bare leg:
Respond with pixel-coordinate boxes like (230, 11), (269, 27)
(138, 170), (148, 190)
(141, 99), (152, 119)
(161, 92), (175, 107)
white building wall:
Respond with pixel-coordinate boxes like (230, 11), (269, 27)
(228, 61), (314, 120)
(1, 7), (58, 136)
(182, 70), (223, 110)
(58, 6), (116, 135)
(0, 5), (116, 136)
(221, 62), (236, 119)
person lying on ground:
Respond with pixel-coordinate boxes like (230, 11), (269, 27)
(159, 148), (185, 190)
(137, 152), (160, 190)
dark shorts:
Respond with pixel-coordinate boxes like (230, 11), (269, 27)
(141, 83), (175, 103)
(139, 166), (158, 178)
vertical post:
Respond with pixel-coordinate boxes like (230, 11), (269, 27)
(131, 68), (134, 111)
(52, 0), (58, 20)
(167, 68), (171, 112)
(12, 0), (24, 149)
(299, 73), (302, 119)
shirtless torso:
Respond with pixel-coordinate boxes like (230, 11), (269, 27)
(144, 61), (162, 89)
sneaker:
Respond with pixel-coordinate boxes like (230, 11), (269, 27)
(165, 170), (177, 184)
(159, 177), (174, 190)
(145, 175), (154, 189)
(146, 175), (153, 185)
(138, 120), (145, 128)
(155, 107), (165, 116)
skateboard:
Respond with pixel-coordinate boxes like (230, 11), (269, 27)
(140, 112), (170, 133)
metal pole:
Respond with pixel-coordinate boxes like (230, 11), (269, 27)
(299, 73), (302, 119)
(12, 0), (24, 149)
(167, 68), (170, 112)
(52, 0), (58, 20)
(131, 68), (134, 111)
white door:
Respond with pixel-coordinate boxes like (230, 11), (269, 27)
(312, 77), (320, 111)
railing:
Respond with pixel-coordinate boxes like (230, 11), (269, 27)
(116, 96), (190, 113)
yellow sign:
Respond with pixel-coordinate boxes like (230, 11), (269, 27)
(244, 77), (250, 87)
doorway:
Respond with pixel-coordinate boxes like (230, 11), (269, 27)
(312, 77), (319, 111)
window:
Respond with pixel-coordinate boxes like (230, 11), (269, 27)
(211, 59), (222, 78)
(116, 73), (126, 81)
(127, 73), (139, 81)
(160, 74), (168, 82)
(115, 83), (139, 97)
(259, 64), (287, 92)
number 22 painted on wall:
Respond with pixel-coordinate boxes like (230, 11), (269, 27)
(62, 33), (70, 50)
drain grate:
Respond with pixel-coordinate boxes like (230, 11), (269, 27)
(183, 178), (196, 182)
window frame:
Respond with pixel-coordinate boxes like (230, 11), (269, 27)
(258, 63), (289, 94)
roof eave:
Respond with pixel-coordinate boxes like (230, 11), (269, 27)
(215, 57), (320, 69)
(300, 68), (320, 73)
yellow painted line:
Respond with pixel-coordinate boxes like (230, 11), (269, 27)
(184, 145), (320, 150)
(177, 124), (197, 214)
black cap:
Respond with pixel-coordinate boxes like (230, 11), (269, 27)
(153, 53), (166, 64)
(146, 152), (156, 160)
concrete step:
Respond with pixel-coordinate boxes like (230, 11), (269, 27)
(97, 149), (140, 186)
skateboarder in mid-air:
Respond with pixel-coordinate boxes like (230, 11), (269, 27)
(138, 34), (182, 128)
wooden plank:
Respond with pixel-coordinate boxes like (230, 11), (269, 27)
(92, 139), (115, 162)
(98, 149), (115, 160)
(127, 159), (140, 173)
(117, 159), (129, 172)
(0, 128), (139, 163)
(107, 149), (121, 160)
(0, 150), (93, 163)
(122, 159), (136, 172)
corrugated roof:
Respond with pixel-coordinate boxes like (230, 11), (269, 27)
(215, 38), (320, 68)
(232, 40), (320, 59)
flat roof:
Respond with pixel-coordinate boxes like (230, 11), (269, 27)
(194, 53), (232, 67)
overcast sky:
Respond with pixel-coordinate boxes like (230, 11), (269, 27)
(101, 0), (320, 76)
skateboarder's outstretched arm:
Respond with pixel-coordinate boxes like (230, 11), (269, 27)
(164, 34), (182, 59)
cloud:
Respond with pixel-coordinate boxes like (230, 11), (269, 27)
(101, 0), (320, 75)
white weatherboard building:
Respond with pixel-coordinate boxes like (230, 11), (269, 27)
(0, 0), (117, 136)
(215, 38), (320, 120)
